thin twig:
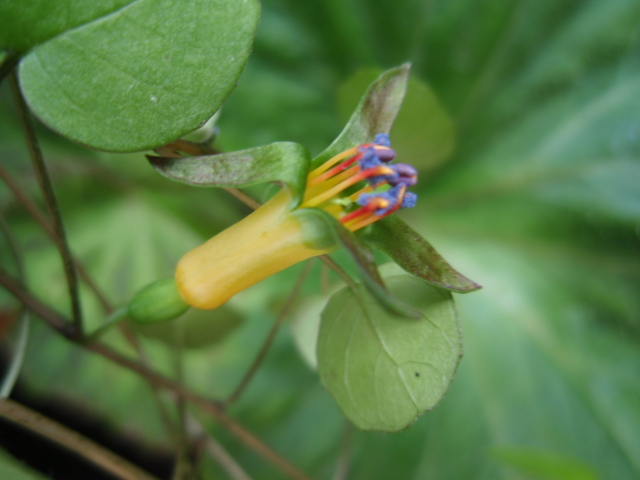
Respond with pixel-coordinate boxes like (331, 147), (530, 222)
(204, 435), (254, 480)
(223, 188), (261, 210)
(331, 423), (353, 480)
(170, 338), (194, 480)
(0, 398), (161, 480)
(0, 214), (30, 398)
(225, 260), (315, 407)
(0, 163), (112, 313)
(0, 270), (314, 480)
(9, 72), (83, 336)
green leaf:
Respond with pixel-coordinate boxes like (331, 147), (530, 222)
(149, 141), (311, 206)
(311, 64), (410, 168)
(317, 275), (461, 432)
(492, 446), (600, 480)
(0, 0), (133, 52)
(359, 216), (481, 293)
(337, 69), (456, 172)
(294, 208), (421, 318)
(15, 0), (260, 151)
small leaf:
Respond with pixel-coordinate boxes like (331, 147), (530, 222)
(149, 142), (311, 206)
(15, 0), (260, 151)
(294, 208), (420, 318)
(311, 64), (410, 169)
(360, 216), (481, 293)
(337, 69), (456, 172)
(318, 275), (462, 432)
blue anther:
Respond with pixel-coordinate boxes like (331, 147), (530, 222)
(401, 192), (418, 209)
(358, 146), (382, 170)
(374, 133), (391, 147)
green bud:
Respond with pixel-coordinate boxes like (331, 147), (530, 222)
(128, 277), (190, 324)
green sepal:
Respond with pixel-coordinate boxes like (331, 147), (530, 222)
(359, 216), (482, 293)
(294, 208), (421, 318)
(148, 141), (311, 207)
(311, 64), (410, 169)
(128, 277), (190, 324)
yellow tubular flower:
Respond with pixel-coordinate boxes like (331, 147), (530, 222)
(176, 134), (418, 310)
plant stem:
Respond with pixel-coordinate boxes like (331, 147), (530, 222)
(0, 269), (315, 480)
(9, 72), (83, 337)
(0, 215), (30, 399)
(0, 50), (20, 86)
(0, 398), (161, 480)
(204, 435), (254, 480)
(225, 259), (314, 407)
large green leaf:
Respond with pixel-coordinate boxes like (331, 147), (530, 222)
(148, 141), (311, 206)
(311, 64), (410, 168)
(317, 275), (461, 431)
(14, 0), (260, 151)
(0, 0), (132, 52)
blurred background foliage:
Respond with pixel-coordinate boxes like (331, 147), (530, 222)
(1, 0), (640, 479)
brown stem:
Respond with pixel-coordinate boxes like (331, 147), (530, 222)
(0, 270), (314, 480)
(0, 398), (161, 480)
(0, 163), (113, 313)
(204, 435), (254, 480)
(9, 72), (83, 336)
(225, 260), (314, 407)
(164, 139), (219, 156)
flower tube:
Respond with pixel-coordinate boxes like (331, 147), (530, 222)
(176, 134), (418, 310)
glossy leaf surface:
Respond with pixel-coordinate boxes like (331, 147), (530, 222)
(16, 0), (260, 151)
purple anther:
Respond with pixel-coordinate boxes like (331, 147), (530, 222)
(375, 147), (397, 163)
(374, 133), (391, 147)
(387, 163), (418, 187)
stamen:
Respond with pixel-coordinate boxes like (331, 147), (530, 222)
(339, 197), (390, 224)
(347, 184), (374, 202)
(346, 184), (409, 231)
(302, 165), (395, 208)
(308, 152), (362, 186)
(307, 147), (358, 181)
